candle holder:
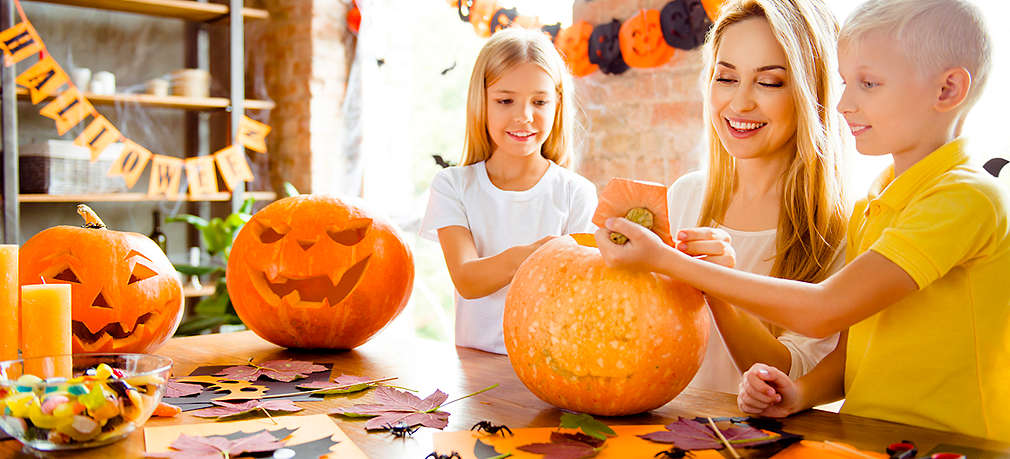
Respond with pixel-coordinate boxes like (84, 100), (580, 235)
(0, 353), (171, 451)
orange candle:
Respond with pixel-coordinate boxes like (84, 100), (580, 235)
(20, 284), (72, 378)
(0, 245), (16, 363)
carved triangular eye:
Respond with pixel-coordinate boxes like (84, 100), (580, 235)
(129, 263), (158, 284)
(258, 223), (287, 243)
(53, 268), (80, 283)
(327, 219), (372, 246)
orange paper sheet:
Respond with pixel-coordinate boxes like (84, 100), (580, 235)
(432, 425), (725, 459)
(143, 414), (367, 459)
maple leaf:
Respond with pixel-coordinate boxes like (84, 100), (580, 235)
(149, 430), (286, 459)
(559, 413), (616, 441)
(638, 417), (781, 450)
(214, 359), (328, 382)
(192, 399), (303, 420)
(331, 386), (450, 430)
(165, 380), (204, 398)
(475, 438), (512, 459)
(517, 431), (603, 459)
(297, 374), (379, 394)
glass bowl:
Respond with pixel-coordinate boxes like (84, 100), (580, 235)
(0, 353), (172, 451)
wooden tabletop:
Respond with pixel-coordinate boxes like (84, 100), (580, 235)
(1, 330), (1007, 458)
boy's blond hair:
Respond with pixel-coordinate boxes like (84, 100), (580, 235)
(461, 28), (576, 168)
(839, 0), (992, 113)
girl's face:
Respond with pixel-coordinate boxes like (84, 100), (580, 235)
(485, 62), (557, 161)
(708, 17), (797, 162)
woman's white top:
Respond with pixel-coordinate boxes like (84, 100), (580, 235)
(668, 171), (842, 394)
(420, 161), (598, 354)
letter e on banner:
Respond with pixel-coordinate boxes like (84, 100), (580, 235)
(17, 56), (68, 104)
(148, 155), (184, 198)
(108, 139), (152, 189)
(214, 145), (254, 192)
(0, 22), (43, 66)
(74, 115), (121, 162)
(184, 156), (218, 196)
(238, 115), (271, 153)
(40, 87), (94, 135)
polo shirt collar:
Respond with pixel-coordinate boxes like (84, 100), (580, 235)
(866, 138), (970, 209)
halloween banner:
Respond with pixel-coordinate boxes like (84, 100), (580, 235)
(445, 0), (723, 77)
(0, 5), (271, 198)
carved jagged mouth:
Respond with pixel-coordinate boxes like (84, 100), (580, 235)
(259, 255), (371, 307)
(72, 312), (155, 344)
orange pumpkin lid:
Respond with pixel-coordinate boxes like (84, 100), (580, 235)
(593, 177), (674, 247)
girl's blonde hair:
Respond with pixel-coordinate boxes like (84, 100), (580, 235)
(460, 28), (576, 168)
(699, 0), (848, 284)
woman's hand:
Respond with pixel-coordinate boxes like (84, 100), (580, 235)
(676, 228), (735, 269)
(595, 217), (677, 272)
(737, 363), (803, 417)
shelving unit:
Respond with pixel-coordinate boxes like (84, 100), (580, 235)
(14, 87), (275, 111)
(30, 0), (268, 21)
(19, 191), (276, 203)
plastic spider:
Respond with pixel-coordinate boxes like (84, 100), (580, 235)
(384, 422), (419, 439)
(470, 420), (514, 436)
(424, 452), (461, 459)
(655, 447), (693, 458)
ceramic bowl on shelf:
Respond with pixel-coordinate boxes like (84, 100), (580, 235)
(0, 353), (172, 451)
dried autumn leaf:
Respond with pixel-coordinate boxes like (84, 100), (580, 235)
(559, 413), (616, 441)
(331, 386), (450, 430)
(192, 399), (303, 420)
(214, 359), (328, 382)
(297, 374), (378, 394)
(165, 380), (204, 398)
(149, 430), (286, 459)
(638, 417), (781, 450)
(517, 431), (603, 459)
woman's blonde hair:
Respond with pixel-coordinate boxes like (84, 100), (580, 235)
(699, 0), (848, 284)
(460, 28), (576, 168)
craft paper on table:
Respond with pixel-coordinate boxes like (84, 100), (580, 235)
(144, 413), (367, 459)
(16, 55), (69, 104)
(432, 426), (725, 459)
(162, 363), (334, 411)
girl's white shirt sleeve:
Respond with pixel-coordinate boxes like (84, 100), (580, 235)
(419, 168), (469, 241)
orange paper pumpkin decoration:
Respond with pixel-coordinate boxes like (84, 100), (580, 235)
(488, 7), (518, 34)
(18, 205), (183, 353)
(226, 195), (414, 349)
(620, 9), (676, 68)
(593, 177), (676, 246)
(504, 235), (709, 416)
(469, 0), (498, 38)
(556, 21), (598, 77)
(701, 0), (726, 21)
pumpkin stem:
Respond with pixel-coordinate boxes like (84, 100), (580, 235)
(76, 204), (107, 229)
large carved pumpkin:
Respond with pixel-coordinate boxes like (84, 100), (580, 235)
(18, 205), (183, 353)
(504, 235), (709, 416)
(226, 195), (414, 349)
(619, 9), (676, 68)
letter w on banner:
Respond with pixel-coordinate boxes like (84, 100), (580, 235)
(148, 155), (184, 198)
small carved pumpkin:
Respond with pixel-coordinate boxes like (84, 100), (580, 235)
(661, 0), (712, 50)
(18, 205), (183, 353)
(589, 19), (630, 75)
(556, 21), (598, 77)
(469, 0), (498, 38)
(489, 7), (518, 34)
(226, 195), (414, 349)
(620, 9), (676, 68)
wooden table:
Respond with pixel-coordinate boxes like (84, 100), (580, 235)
(1, 330), (1007, 458)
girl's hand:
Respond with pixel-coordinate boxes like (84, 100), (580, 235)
(676, 228), (735, 269)
(737, 363), (802, 417)
(595, 217), (674, 272)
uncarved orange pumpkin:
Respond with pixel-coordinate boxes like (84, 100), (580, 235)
(18, 205), (183, 353)
(593, 177), (676, 247)
(226, 195), (414, 349)
(504, 235), (709, 416)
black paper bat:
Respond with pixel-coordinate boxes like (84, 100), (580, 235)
(432, 154), (456, 168)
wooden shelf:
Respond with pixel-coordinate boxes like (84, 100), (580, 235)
(16, 88), (274, 111)
(183, 285), (215, 297)
(28, 0), (269, 22)
(19, 191), (276, 203)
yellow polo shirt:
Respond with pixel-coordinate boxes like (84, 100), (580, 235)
(842, 139), (1010, 441)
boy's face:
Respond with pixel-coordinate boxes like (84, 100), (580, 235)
(838, 32), (938, 157)
(485, 62), (557, 160)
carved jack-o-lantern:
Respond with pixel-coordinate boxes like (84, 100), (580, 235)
(226, 195), (414, 350)
(661, 0), (712, 50)
(489, 7), (518, 35)
(469, 0), (499, 38)
(18, 205), (183, 354)
(556, 21), (598, 77)
(620, 9), (676, 68)
(589, 19), (630, 75)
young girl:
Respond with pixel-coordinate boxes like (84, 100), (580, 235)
(671, 0), (848, 394)
(420, 28), (597, 354)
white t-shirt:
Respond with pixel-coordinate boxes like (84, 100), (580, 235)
(668, 171), (842, 394)
(420, 161), (598, 354)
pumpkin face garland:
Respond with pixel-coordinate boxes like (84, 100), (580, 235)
(620, 9), (676, 68)
(489, 7), (518, 34)
(469, 0), (498, 38)
(226, 195), (414, 350)
(661, 0), (712, 50)
(557, 21), (598, 77)
(589, 20), (630, 75)
(18, 205), (183, 353)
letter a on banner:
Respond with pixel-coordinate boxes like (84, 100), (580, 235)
(0, 22), (43, 66)
(108, 139), (152, 189)
(184, 156), (218, 196)
(74, 115), (121, 162)
(147, 155), (184, 198)
(214, 145), (254, 192)
(238, 115), (271, 153)
(39, 87), (94, 136)
(17, 56), (68, 104)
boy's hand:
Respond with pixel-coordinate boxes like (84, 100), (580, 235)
(737, 364), (802, 417)
(595, 217), (675, 272)
(676, 228), (735, 268)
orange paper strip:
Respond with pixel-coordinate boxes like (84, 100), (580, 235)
(0, 21), (43, 66)
(108, 139), (153, 189)
(74, 115), (122, 162)
(214, 145), (254, 192)
(39, 87), (95, 136)
(147, 155), (185, 198)
(16, 55), (68, 104)
(238, 115), (271, 154)
(184, 156), (219, 196)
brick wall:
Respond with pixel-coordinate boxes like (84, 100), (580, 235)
(572, 0), (707, 188)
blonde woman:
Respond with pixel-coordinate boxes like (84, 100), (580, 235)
(420, 28), (597, 354)
(667, 0), (849, 393)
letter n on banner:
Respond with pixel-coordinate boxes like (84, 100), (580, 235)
(184, 156), (218, 196)
(148, 155), (184, 198)
(108, 139), (152, 189)
(74, 115), (121, 162)
(16, 56), (68, 104)
(238, 115), (270, 153)
(214, 145), (254, 192)
(0, 22), (43, 66)
(39, 87), (94, 136)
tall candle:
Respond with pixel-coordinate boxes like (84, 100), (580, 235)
(0, 245), (17, 363)
(21, 284), (72, 378)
